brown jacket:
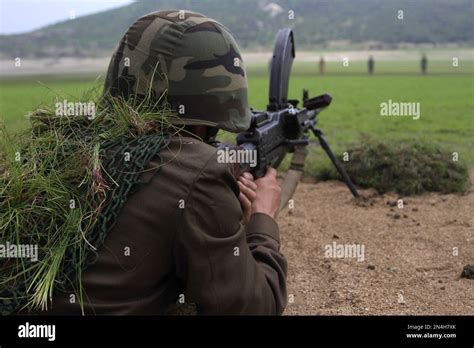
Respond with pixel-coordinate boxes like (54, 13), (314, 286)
(41, 136), (287, 315)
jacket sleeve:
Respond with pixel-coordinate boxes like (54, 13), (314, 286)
(174, 152), (288, 315)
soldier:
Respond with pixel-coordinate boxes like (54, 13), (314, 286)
(319, 56), (325, 75)
(421, 53), (428, 74)
(27, 10), (288, 315)
(368, 55), (374, 75)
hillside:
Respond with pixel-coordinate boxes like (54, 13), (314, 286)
(0, 0), (473, 58)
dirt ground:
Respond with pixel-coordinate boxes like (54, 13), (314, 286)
(280, 171), (474, 315)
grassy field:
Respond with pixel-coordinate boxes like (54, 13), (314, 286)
(0, 76), (100, 132)
(1, 60), (473, 170)
(251, 62), (474, 172)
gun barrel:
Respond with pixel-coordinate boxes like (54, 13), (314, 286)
(303, 94), (332, 111)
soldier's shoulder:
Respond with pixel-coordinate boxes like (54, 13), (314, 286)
(166, 137), (236, 181)
(167, 136), (218, 161)
(140, 136), (226, 196)
(158, 136), (222, 175)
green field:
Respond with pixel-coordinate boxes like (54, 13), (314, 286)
(1, 61), (473, 170)
(250, 62), (474, 168)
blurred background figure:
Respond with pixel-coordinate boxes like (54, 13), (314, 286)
(421, 53), (428, 74)
(319, 56), (325, 75)
(368, 55), (374, 75)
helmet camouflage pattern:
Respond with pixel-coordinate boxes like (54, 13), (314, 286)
(104, 10), (251, 132)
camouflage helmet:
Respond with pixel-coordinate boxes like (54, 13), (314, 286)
(104, 10), (251, 133)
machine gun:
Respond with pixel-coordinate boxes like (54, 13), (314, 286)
(227, 28), (359, 208)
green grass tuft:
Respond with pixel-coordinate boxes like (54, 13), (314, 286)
(0, 89), (179, 313)
(310, 139), (470, 195)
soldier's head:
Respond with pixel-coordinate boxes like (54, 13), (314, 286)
(104, 10), (251, 136)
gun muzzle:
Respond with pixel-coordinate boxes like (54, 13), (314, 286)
(303, 94), (332, 110)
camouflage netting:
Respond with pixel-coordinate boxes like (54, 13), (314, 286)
(0, 97), (171, 315)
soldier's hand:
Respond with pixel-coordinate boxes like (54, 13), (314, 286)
(251, 167), (281, 219)
(238, 172), (257, 225)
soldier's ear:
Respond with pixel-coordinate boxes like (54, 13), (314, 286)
(180, 125), (217, 142)
(205, 127), (219, 141)
(194, 126), (208, 139)
(193, 126), (218, 141)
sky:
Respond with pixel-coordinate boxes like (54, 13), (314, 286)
(0, 0), (134, 34)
